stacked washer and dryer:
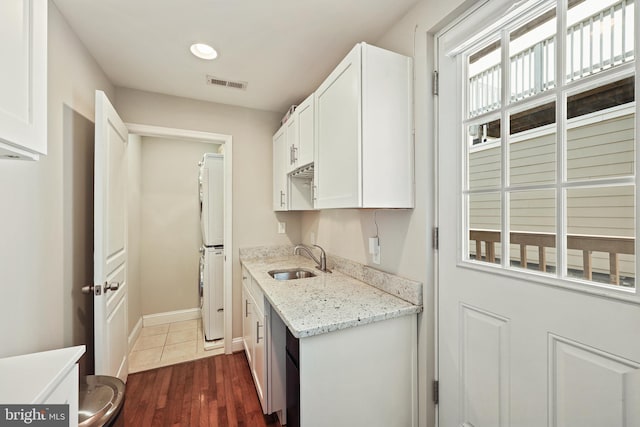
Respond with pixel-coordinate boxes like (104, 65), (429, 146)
(199, 153), (224, 342)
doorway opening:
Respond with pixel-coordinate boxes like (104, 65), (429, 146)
(126, 123), (233, 372)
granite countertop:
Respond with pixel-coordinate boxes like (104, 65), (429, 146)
(241, 255), (422, 338)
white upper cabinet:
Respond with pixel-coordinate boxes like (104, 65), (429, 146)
(314, 42), (413, 209)
(290, 93), (315, 172)
(0, 0), (47, 160)
(287, 93), (315, 211)
(273, 126), (288, 211)
(285, 111), (298, 174)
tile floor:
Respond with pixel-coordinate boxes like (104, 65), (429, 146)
(129, 319), (224, 373)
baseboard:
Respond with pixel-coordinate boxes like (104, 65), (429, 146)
(231, 337), (244, 353)
(143, 308), (201, 327)
(128, 317), (143, 351)
(203, 339), (224, 351)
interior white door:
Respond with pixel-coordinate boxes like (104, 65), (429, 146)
(93, 90), (129, 382)
(436, 3), (640, 426)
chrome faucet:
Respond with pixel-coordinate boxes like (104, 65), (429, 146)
(294, 244), (331, 273)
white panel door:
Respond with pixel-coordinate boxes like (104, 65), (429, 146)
(94, 90), (129, 382)
(436, 2), (640, 426)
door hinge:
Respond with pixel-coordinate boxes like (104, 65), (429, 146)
(433, 380), (439, 404)
(432, 71), (439, 96)
(433, 227), (439, 250)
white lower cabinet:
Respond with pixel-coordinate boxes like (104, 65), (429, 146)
(298, 315), (418, 427)
(242, 268), (285, 422)
(241, 281), (253, 366)
(43, 364), (79, 425)
(252, 294), (266, 407)
(241, 265), (417, 427)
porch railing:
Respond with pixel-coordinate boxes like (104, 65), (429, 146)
(470, 229), (635, 285)
(468, 0), (634, 118)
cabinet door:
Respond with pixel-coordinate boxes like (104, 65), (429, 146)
(315, 45), (362, 209)
(296, 94), (314, 167)
(272, 126), (288, 211)
(0, 0), (47, 160)
(361, 44), (413, 208)
(253, 303), (267, 413)
(242, 285), (253, 366)
(267, 304), (287, 417)
(285, 113), (298, 173)
(44, 365), (79, 427)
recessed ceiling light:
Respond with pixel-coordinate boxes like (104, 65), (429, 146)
(190, 43), (218, 60)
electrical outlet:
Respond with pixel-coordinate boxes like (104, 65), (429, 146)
(369, 237), (380, 264)
(278, 222), (286, 234)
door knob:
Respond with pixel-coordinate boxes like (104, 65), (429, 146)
(82, 284), (101, 295)
(104, 282), (120, 292)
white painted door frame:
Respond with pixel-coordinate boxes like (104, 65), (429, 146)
(126, 123), (234, 355)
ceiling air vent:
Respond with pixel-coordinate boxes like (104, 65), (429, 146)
(206, 75), (248, 90)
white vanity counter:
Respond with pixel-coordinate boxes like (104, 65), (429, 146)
(0, 346), (84, 427)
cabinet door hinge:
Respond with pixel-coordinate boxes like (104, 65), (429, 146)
(432, 71), (439, 96)
(433, 380), (439, 404)
(433, 227), (439, 250)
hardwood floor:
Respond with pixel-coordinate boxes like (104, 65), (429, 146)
(124, 352), (281, 427)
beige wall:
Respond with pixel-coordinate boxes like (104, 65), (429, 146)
(0, 2), (114, 365)
(113, 87), (302, 339)
(138, 136), (220, 315)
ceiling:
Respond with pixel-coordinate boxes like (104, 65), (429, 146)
(53, 0), (419, 114)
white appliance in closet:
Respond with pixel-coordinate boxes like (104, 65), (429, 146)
(198, 153), (224, 342)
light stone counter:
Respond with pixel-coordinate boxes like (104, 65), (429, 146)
(240, 254), (422, 338)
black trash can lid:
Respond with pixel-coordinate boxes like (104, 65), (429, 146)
(78, 375), (125, 427)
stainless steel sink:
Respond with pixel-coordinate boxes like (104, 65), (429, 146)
(268, 268), (316, 280)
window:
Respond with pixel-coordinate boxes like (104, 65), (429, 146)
(464, 0), (636, 291)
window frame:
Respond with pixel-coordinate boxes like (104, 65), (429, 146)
(457, 0), (640, 301)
